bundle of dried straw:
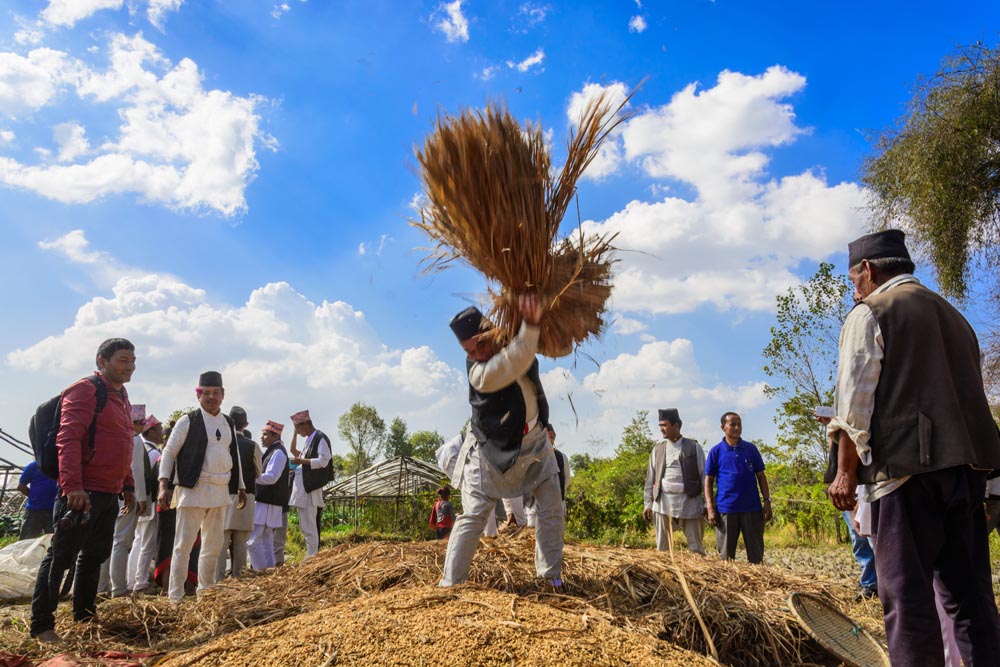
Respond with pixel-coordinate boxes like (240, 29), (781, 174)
(413, 88), (637, 357)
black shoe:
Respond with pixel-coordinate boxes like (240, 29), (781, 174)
(855, 586), (878, 601)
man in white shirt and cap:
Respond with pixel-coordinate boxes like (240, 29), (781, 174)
(288, 410), (332, 559)
(440, 296), (564, 587)
(129, 415), (163, 593)
(100, 403), (149, 596)
(157, 371), (246, 603)
(643, 408), (706, 555)
(248, 420), (291, 570)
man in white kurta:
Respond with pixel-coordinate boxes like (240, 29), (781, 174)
(288, 410), (332, 559)
(440, 296), (563, 587)
(129, 415), (163, 592)
(157, 372), (245, 603)
(643, 409), (706, 555)
(101, 404), (148, 596)
(248, 420), (289, 570)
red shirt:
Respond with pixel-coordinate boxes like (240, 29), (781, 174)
(56, 373), (135, 495)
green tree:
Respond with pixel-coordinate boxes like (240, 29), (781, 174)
(337, 402), (387, 528)
(761, 262), (852, 466)
(382, 417), (411, 459)
(409, 430), (444, 462)
(863, 41), (1000, 398)
(614, 411), (656, 457)
(564, 411), (655, 541)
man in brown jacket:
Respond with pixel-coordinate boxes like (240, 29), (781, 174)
(826, 229), (1000, 666)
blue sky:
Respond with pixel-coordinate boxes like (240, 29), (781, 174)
(1, 0), (997, 465)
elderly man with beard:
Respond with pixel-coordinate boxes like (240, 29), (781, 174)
(440, 295), (564, 587)
(157, 372), (246, 603)
(288, 410), (332, 559)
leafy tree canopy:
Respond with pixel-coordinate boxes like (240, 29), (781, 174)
(863, 41), (1000, 300)
(762, 262), (852, 467)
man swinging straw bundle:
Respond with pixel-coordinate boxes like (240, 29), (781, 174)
(414, 88), (636, 587)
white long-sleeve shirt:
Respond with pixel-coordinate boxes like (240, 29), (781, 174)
(468, 322), (540, 424)
(828, 273), (917, 501)
(289, 431), (331, 509)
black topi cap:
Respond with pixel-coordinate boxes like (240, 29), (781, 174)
(198, 371), (223, 387)
(449, 306), (485, 342)
(658, 408), (680, 423)
(848, 229), (911, 268)
(229, 406), (248, 427)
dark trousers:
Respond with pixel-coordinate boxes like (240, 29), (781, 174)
(20, 508), (55, 540)
(873, 466), (1000, 666)
(30, 491), (118, 636)
(715, 511), (764, 564)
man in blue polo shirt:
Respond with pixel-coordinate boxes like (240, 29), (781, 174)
(18, 460), (58, 540)
(704, 412), (771, 563)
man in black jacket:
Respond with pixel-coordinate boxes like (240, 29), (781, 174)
(439, 295), (564, 587)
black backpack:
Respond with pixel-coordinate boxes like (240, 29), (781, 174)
(29, 375), (108, 481)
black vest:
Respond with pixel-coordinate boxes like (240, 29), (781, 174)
(141, 439), (159, 499)
(856, 282), (1000, 482)
(235, 434), (257, 495)
(302, 430), (333, 493)
(468, 357), (549, 473)
(255, 442), (292, 510)
(175, 410), (242, 494)
(554, 449), (568, 501)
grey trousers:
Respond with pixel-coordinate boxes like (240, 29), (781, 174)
(654, 513), (705, 555)
(441, 473), (564, 586)
(715, 511), (764, 564)
(98, 503), (139, 596)
(216, 529), (250, 580)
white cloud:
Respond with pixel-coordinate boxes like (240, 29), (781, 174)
(564, 69), (869, 316)
(14, 19), (46, 46)
(38, 229), (105, 264)
(0, 129), (14, 144)
(0, 49), (72, 117)
(540, 339), (770, 448)
(566, 82), (630, 180)
(611, 316), (648, 335)
(272, 3), (291, 19)
(147, 0), (184, 29)
(622, 66), (807, 202)
(358, 242), (366, 256)
(507, 48), (545, 73)
(42, 0), (123, 28)
(514, 3), (550, 32)
(39, 0), (184, 30)
(629, 15), (647, 33)
(432, 0), (470, 43)
(476, 65), (499, 81)
(9, 232), (468, 448)
(53, 121), (90, 161)
(0, 33), (273, 216)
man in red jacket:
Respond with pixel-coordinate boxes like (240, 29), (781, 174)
(30, 338), (137, 643)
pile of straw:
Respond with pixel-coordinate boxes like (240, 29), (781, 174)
(413, 91), (634, 357)
(2, 536), (871, 666)
(154, 585), (718, 667)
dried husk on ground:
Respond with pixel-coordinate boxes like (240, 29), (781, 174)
(154, 585), (719, 667)
(0, 534), (879, 666)
(413, 91), (631, 358)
